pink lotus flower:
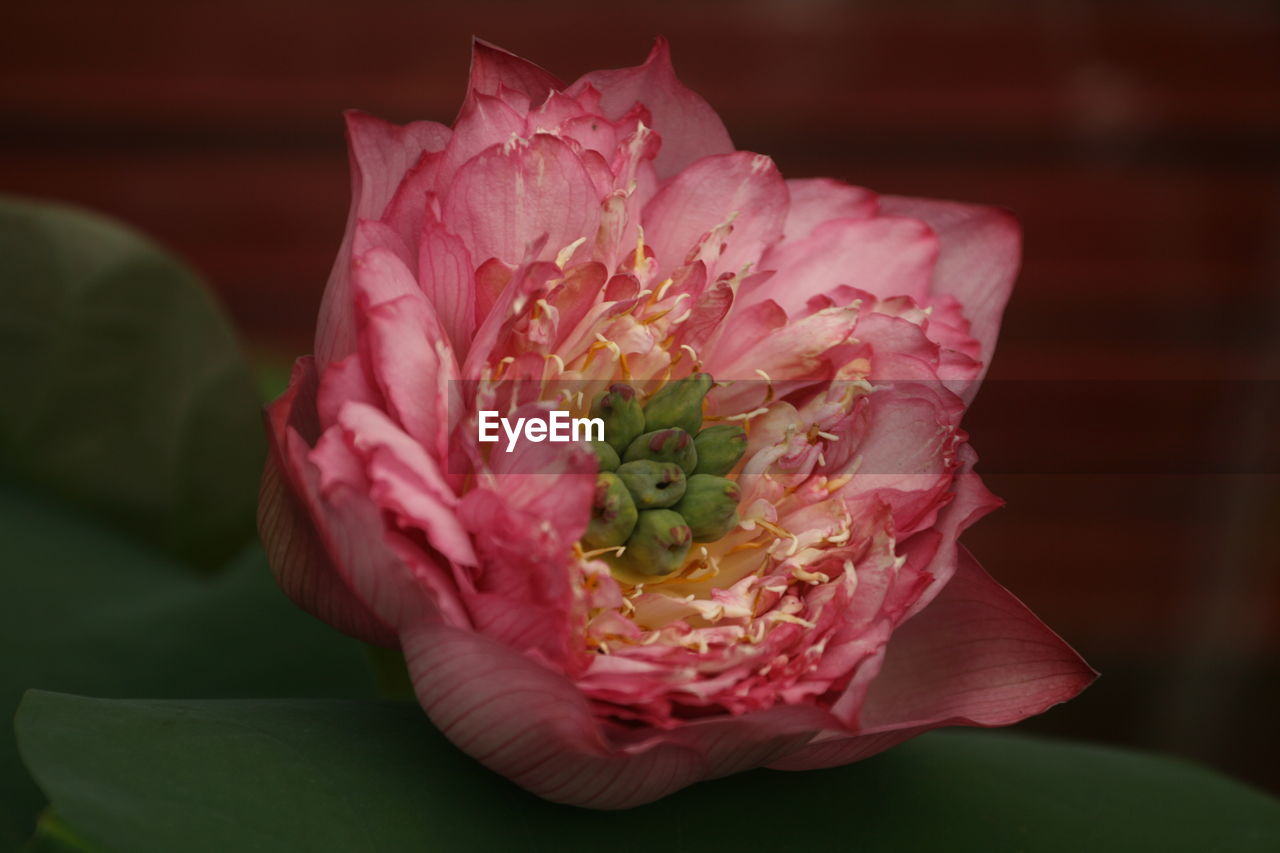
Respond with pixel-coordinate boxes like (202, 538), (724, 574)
(259, 39), (1094, 808)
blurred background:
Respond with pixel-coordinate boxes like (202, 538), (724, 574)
(4, 0), (1277, 791)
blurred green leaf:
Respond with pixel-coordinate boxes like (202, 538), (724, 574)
(0, 487), (376, 849)
(16, 691), (1280, 853)
(21, 813), (96, 853)
(0, 196), (264, 569)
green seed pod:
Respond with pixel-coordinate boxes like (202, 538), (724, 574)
(620, 509), (692, 576)
(673, 474), (741, 542)
(589, 383), (645, 453)
(643, 372), (713, 435)
(582, 472), (637, 550)
(589, 440), (620, 472)
(622, 427), (698, 473)
(615, 459), (686, 509)
(692, 424), (747, 476)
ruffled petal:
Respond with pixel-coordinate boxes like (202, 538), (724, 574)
(878, 196), (1020, 382)
(258, 361), (399, 647)
(300, 420), (458, 633)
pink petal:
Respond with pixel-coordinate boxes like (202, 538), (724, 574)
(878, 196), (1020, 379)
(744, 216), (938, 318)
(641, 151), (787, 281)
(349, 242), (422, 308)
(344, 111), (453, 221)
(360, 294), (458, 460)
(333, 403), (475, 579)
(259, 361), (399, 647)
(569, 37), (733, 180)
(401, 622), (835, 808)
(402, 623), (701, 808)
(835, 381), (966, 536)
(769, 548), (1095, 771)
(352, 219), (414, 275)
(344, 253), (468, 488)
(437, 93), (527, 189)
(316, 112), (450, 364)
(301, 424), (453, 633)
(465, 39), (563, 106)
(316, 351), (383, 431)
(418, 211), (476, 358)
(707, 304), (858, 387)
(258, 450), (398, 648)
(441, 134), (602, 266)
(783, 178), (878, 241)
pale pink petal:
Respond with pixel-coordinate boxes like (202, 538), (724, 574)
(380, 151), (443, 254)
(465, 38), (563, 105)
(344, 111), (453, 220)
(744, 216), (938, 318)
(569, 37), (733, 180)
(878, 196), (1020, 378)
(316, 112), (451, 363)
(442, 134), (602, 266)
(418, 211), (476, 357)
(437, 93), (527, 188)
(641, 151), (787, 281)
(769, 548), (1095, 770)
(783, 178), (878, 241)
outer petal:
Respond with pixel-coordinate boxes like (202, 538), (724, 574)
(768, 548), (1095, 770)
(641, 151), (787, 281)
(441, 134), (602, 266)
(465, 38), (563, 105)
(317, 112), (451, 364)
(258, 358), (398, 647)
(298, 426), (446, 634)
(402, 622), (835, 809)
(404, 622), (703, 808)
(569, 37), (733, 180)
(878, 196), (1020, 379)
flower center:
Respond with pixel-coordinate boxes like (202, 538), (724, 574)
(579, 373), (748, 583)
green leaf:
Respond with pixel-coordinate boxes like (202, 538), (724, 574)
(17, 692), (1280, 853)
(22, 813), (96, 853)
(0, 487), (376, 850)
(0, 196), (264, 569)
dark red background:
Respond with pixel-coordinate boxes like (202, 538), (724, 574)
(5, 0), (1278, 789)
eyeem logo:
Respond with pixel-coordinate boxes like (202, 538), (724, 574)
(477, 411), (604, 453)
